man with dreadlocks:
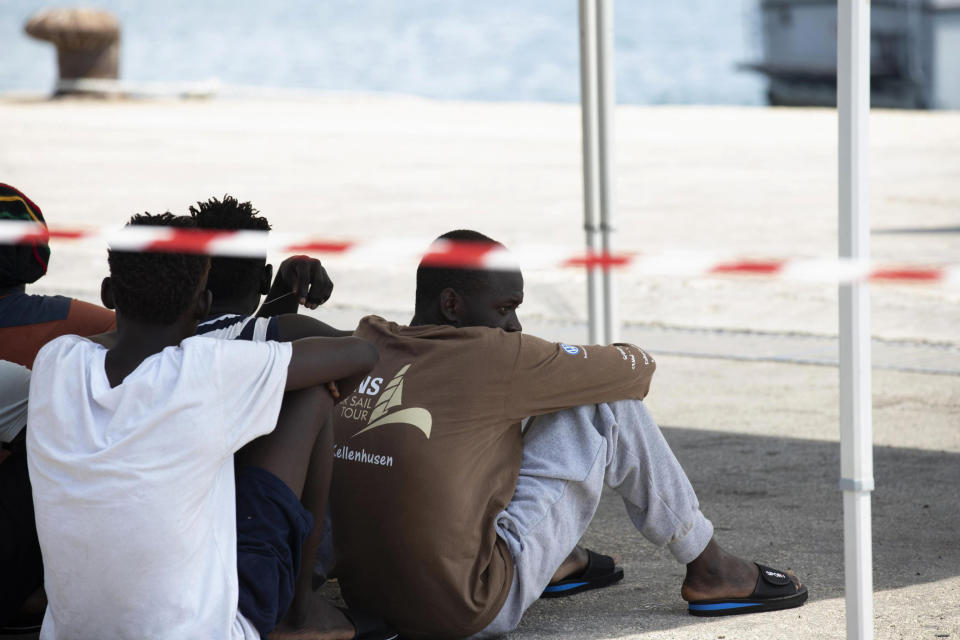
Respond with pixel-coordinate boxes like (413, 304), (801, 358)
(0, 184), (116, 634)
(188, 194), (351, 342)
(188, 195), (401, 638)
(27, 212), (380, 639)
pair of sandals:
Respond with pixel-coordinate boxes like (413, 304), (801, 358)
(337, 550), (808, 639)
(542, 549), (808, 617)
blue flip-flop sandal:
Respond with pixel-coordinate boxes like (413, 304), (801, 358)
(687, 563), (808, 616)
(541, 549), (624, 598)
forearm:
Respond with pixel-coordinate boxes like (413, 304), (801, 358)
(276, 314), (353, 341)
(286, 337), (379, 390)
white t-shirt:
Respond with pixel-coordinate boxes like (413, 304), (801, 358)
(27, 334), (292, 640)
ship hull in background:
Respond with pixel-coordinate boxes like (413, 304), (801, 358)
(743, 0), (960, 109)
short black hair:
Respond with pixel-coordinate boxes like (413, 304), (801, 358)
(107, 213), (209, 324)
(189, 195), (270, 301)
(414, 230), (505, 312)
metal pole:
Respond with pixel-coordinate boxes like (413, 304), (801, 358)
(596, 0), (618, 344)
(838, 1), (874, 639)
(578, 0), (604, 344)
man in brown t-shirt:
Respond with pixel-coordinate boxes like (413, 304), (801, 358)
(330, 231), (807, 639)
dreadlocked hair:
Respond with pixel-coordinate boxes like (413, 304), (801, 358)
(414, 229), (504, 314)
(107, 213), (210, 324)
(189, 195), (271, 301)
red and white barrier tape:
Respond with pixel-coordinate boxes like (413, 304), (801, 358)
(1, 221), (956, 286)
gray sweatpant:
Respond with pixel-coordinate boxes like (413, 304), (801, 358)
(472, 400), (714, 638)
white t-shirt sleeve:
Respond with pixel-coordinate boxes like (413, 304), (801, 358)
(203, 337), (293, 452)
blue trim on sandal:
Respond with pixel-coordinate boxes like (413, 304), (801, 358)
(689, 602), (763, 612)
(543, 581), (590, 593)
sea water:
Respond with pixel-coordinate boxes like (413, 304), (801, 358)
(1, 0), (764, 104)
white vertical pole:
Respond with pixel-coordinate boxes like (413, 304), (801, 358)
(838, 1), (874, 639)
(596, 0), (619, 344)
(579, 0), (604, 344)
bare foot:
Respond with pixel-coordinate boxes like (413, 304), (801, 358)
(680, 539), (802, 602)
(269, 590), (355, 640)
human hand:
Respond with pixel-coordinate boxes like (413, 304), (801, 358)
(277, 255), (333, 309)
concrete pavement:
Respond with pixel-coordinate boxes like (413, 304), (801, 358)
(2, 93), (957, 639)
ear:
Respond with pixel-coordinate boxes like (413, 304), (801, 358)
(100, 277), (115, 309)
(195, 289), (213, 320)
(439, 287), (463, 326)
(259, 264), (273, 296)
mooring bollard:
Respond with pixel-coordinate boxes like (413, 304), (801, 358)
(25, 8), (121, 95)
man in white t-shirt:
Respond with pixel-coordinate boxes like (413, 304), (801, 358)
(26, 213), (379, 639)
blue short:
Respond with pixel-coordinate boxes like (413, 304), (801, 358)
(236, 466), (314, 637)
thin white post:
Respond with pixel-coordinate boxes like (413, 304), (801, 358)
(838, 1), (874, 639)
(578, 0), (604, 344)
(596, 0), (619, 344)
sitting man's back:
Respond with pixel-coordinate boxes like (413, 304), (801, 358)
(26, 213), (290, 638)
(29, 332), (288, 637)
(28, 213), (378, 639)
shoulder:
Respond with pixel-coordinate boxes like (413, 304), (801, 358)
(180, 334), (225, 353)
(66, 298), (116, 325)
(181, 334), (287, 359)
(197, 315), (276, 342)
(33, 334), (94, 371)
(355, 315), (389, 337)
(355, 315), (416, 343)
(196, 314), (247, 338)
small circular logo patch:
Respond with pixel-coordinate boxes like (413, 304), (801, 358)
(560, 343), (580, 355)
(761, 568), (790, 585)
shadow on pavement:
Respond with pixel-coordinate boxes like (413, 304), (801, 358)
(509, 426), (960, 639)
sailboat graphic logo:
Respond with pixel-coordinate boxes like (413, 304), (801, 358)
(351, 364), (433, 439)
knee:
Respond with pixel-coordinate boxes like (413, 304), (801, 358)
(604, 398), (654, 423)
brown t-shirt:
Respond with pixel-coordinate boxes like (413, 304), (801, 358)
(331, 316), (656, 639)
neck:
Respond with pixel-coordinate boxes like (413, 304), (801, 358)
(207, 293), (259, 319)
(103, 316), (195, 387)
(411, 309), (447, 327)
